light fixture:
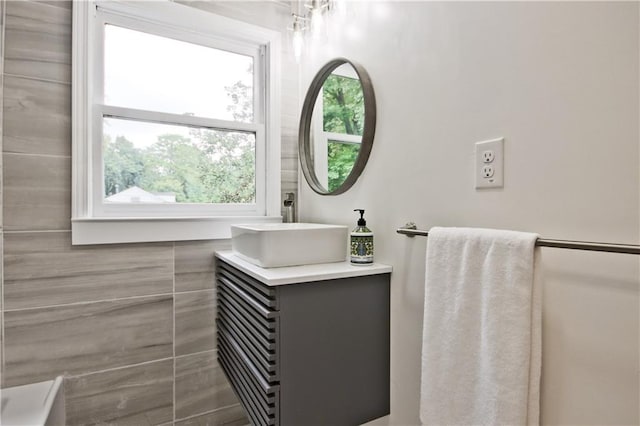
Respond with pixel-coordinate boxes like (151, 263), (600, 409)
(308, 0), (327, 38)
(289, 0), (333, 61)
(291, 14), (305, 62)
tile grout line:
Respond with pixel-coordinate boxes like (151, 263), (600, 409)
(3, 291), (175, 313)
(2, 151), (71, 160)
(1, 233), (4, 386)
(3, 72), (71, 86)
(173, 287), (217, 296)
(4, 229), (71, 234)
(174, 403), (245, 423)
(173, 347), (217, 361)
(64, 356), (175, 380)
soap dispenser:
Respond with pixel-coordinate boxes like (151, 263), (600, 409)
(351, 209), (374, 265)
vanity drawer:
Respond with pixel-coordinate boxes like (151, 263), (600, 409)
(216, 306), (279, 381)
(218, 333), (279, 426)
(216, 259), (280, 426)
(217, 261), (278, 309)
(218, 280), (277, 337)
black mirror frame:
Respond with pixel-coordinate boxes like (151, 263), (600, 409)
(298, 58), (376, 195)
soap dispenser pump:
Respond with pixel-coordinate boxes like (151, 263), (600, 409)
(351, 209), (374, 265)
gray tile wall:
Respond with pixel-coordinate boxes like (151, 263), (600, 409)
(0, 0), (4, 391)
(0, 1), (299, 424)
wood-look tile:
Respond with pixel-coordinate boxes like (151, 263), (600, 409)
(281, 133), (298, 150)
(175, 351), (240, 421)
(4, 153), (71, 231)
(281, 169), (298, 188)
(281, 119), (298, 140)
(3, 295), (173, 387)
(281, 157), (298, 175)
(0, 234), (2, 385)
(281, 142), (298, 159)
(175, 240), (230, 292)
(0, 156), (3, 229)
(281, 92), (299, 118)
(0, 233), (3, 310)
(0, 319), (3, 389)
(3, 75), (70, 156)
(175, 405), (248, 426)
(175, 290), (216, 356)
(1, 1), (4, 65)
(4, 1), (71, 83)
(65, 359), (173, 426)
(38, 1), (72, 10)
(4, 232), (173, 310)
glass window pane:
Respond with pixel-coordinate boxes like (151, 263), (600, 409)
(104, 25), (254, 122)
(327, 141), (359, 192)
(103, 117), (255, 204)
(322, 74), (364, 136)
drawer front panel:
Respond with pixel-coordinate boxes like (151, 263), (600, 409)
(218, 310), (278, 373)
(217, 262), (278, 308)
(218, 283), (277, 338)
(217, 259), (280, 426)
(218, 350), (279, 426)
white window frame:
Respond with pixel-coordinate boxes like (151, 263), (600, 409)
(72, 0), (282, 244)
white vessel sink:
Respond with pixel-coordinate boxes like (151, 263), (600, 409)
(231, 223), (348, 268)
(1, 376), (65, 426)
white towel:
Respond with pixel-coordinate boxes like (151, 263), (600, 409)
(420, 227), (542, 426)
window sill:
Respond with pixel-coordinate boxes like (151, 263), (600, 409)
(71, 216), (283, 245)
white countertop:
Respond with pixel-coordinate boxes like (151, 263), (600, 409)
(216, 251), (392, 286)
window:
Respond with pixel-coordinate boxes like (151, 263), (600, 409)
(72, 1), (281, 244)
(312, 64), (364, 192)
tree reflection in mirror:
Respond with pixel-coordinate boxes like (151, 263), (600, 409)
(311, 64), (364, 191)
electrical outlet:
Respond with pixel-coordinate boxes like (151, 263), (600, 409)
(482, 165), (494, 178)
(482, 150), (495, 163)
(475, 138), (504, 189)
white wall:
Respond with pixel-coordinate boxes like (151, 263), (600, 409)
(297, 2), (639, 424)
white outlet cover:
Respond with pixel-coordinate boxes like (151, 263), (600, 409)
(475, 138), (504, 189)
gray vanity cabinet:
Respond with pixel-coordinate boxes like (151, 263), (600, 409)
(216, 258), (390, 426)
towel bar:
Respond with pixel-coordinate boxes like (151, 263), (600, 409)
(396, 225), (640, 255)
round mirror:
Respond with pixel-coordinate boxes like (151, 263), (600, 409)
(299, 58), (376, 195)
